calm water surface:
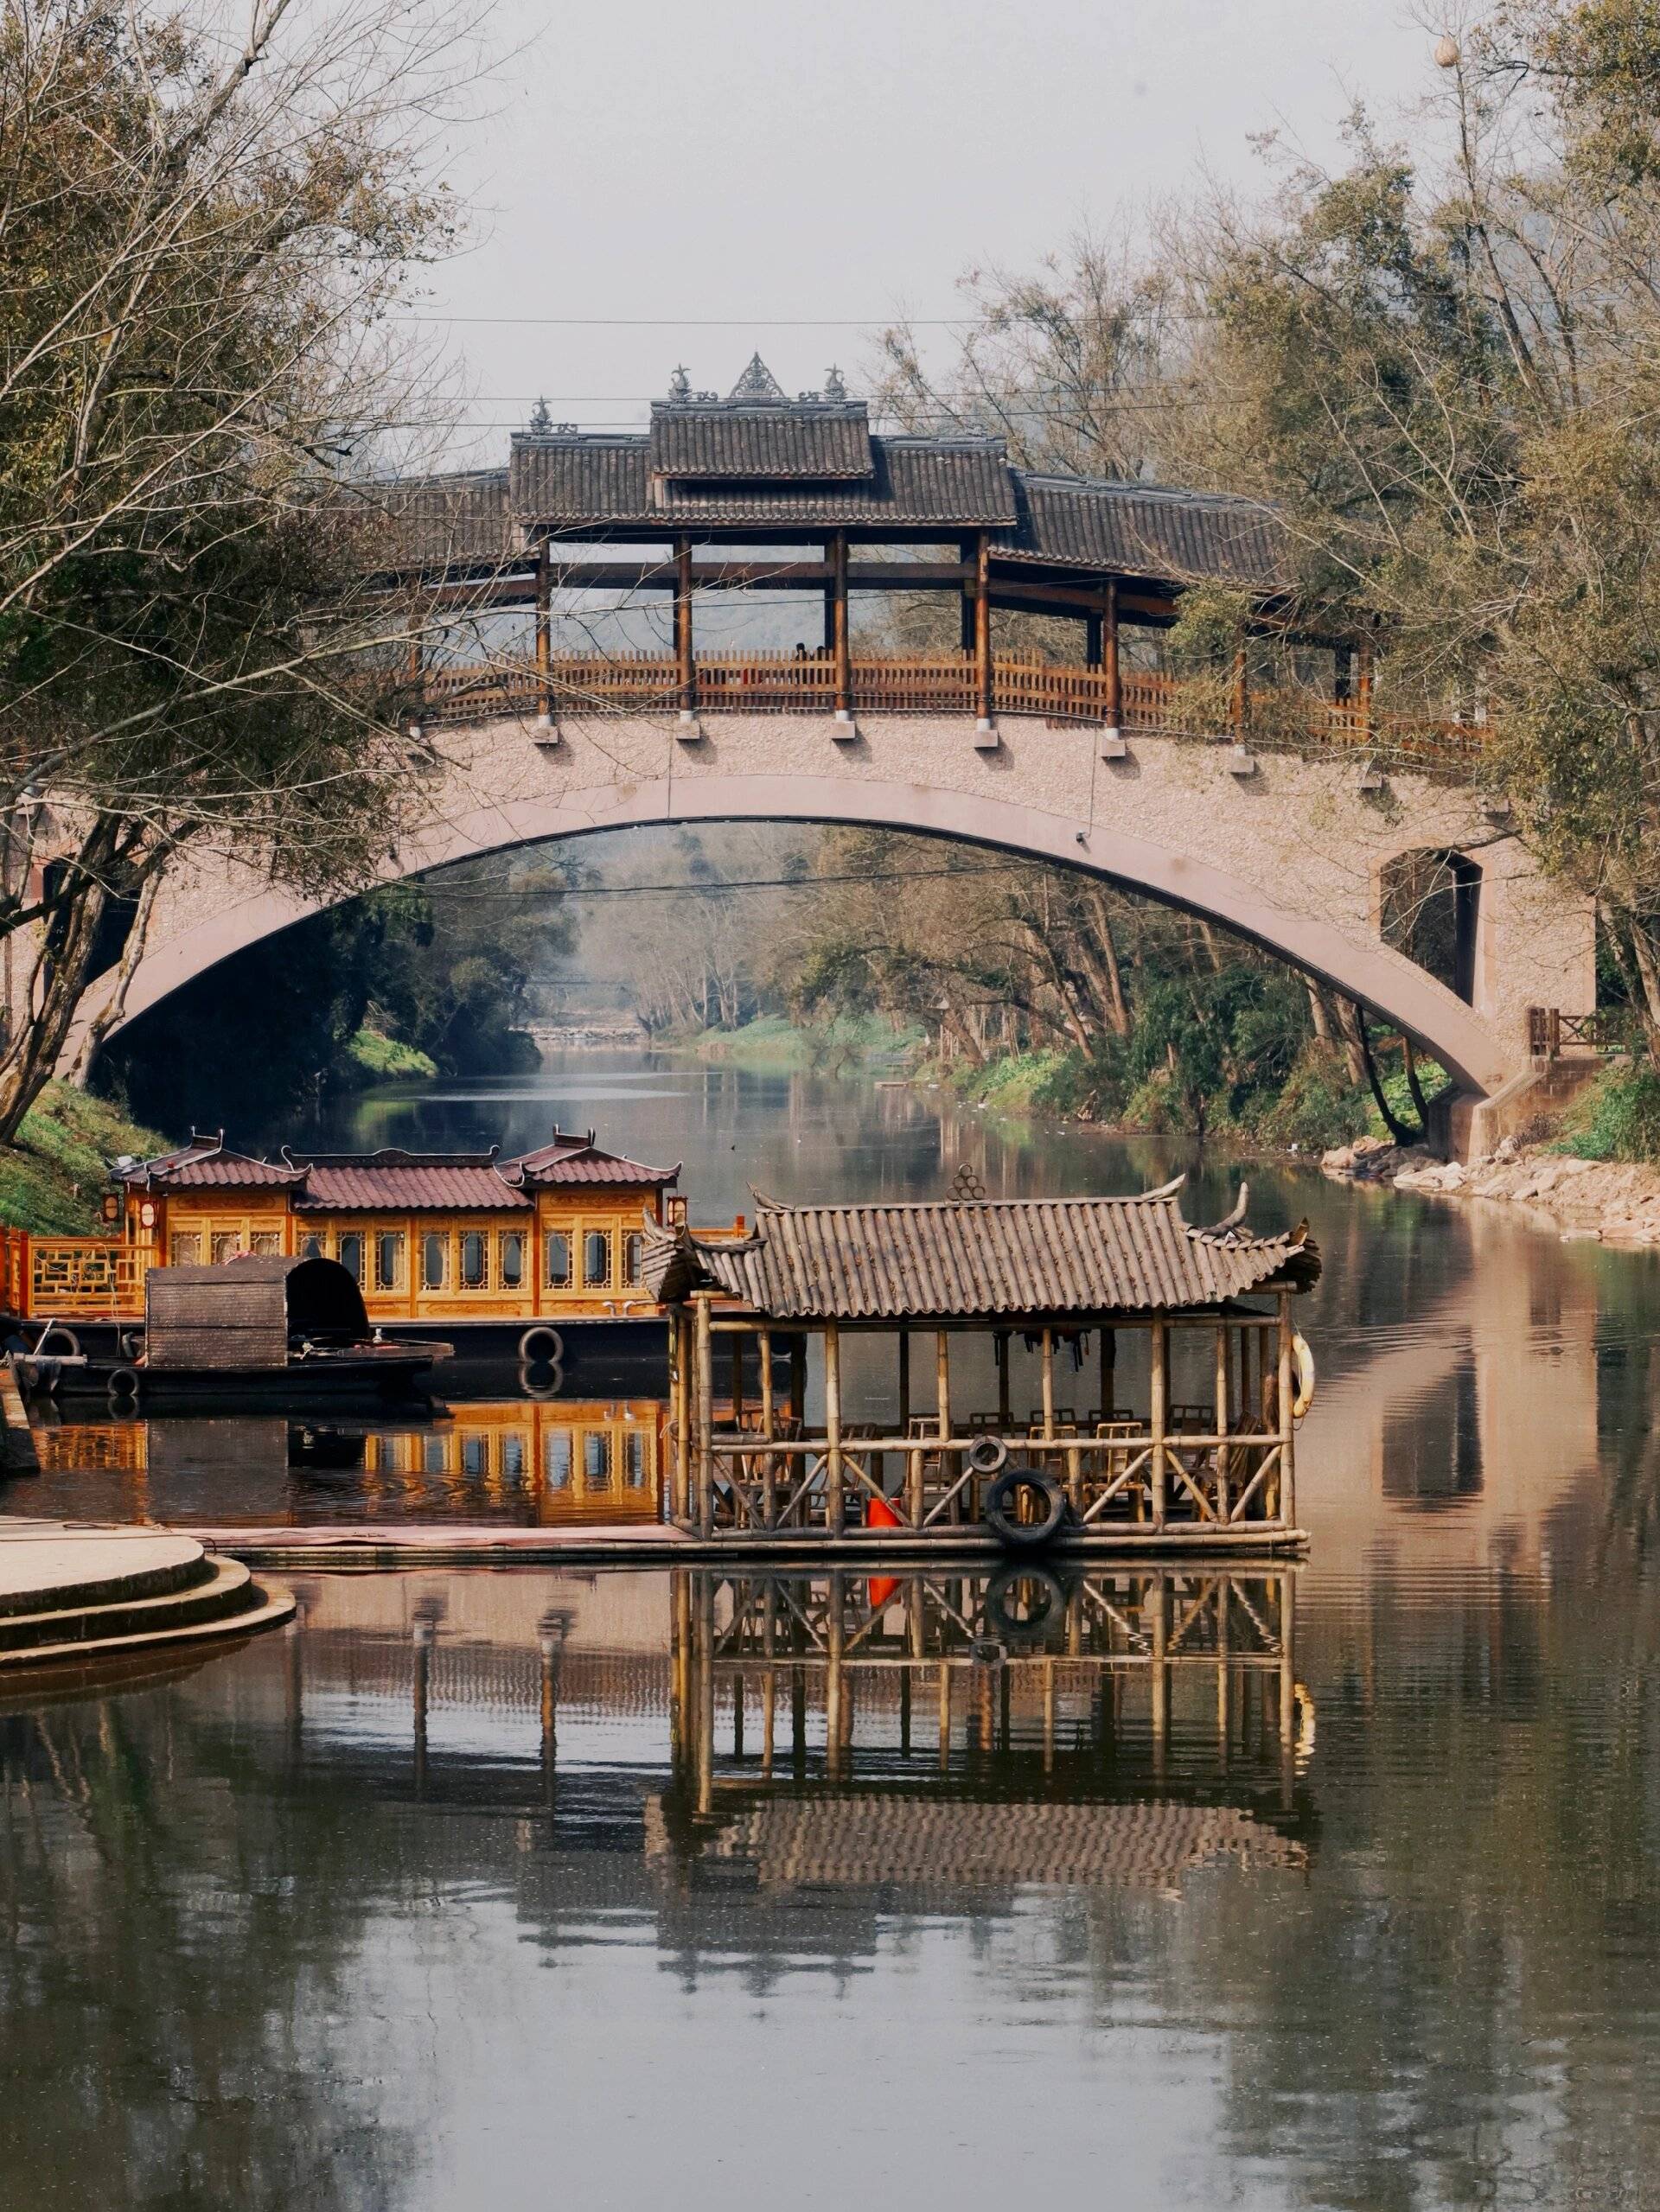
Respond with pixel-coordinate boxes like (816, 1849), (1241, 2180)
(4, 1055), (1660, 2210)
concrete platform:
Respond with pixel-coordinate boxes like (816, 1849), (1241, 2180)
(176, 1520), (1310, 1571)
(0, 1520), (293, 1667)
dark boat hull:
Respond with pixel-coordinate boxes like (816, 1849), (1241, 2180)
(65, 1353), (439, 1412)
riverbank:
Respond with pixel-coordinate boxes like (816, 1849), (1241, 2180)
(0, 1084), (166, 1234)
(1323, 1132), (1660, 1246)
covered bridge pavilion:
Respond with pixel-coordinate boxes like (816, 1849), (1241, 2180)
(643, 1176), (1320, 1552)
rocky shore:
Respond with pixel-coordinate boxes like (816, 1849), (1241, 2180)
(1321, 1134), (1660, 1246)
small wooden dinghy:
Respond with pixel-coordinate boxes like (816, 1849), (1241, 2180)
(94, 1253), (448, 1411)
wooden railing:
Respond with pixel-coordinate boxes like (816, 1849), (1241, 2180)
(26, 1237), (148, 1320)
(1529, 1006), (1632, 1059)
(420, 650), (1490, 773)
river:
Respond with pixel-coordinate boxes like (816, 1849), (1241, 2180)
(3, 1054), (1660, 2210)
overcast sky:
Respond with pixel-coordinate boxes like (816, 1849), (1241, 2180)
(416, 1), (1441, 460)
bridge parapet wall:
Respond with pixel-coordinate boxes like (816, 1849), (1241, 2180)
(86, 710), (1595, 1107)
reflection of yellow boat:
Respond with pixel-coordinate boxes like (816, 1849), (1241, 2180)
(352, 1400), (664, 1526)
(33, 1399), (667, 1528)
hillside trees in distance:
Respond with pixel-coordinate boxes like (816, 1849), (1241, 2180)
(775, 828), (1377, 1148)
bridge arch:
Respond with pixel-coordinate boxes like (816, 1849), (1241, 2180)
(86, 728), (1576, 1101)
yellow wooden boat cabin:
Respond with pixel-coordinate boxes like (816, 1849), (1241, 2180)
(0, 1128), (689, 1355)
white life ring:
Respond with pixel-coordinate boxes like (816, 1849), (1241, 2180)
(1291, 1333), (1316, 1422)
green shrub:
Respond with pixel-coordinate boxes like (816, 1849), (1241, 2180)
(1255, 1041), (1372, 1151)
(346, 1028), (437, 1082)
(1556, 1063), (1660, 1163)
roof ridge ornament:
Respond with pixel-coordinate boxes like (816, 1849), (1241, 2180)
(667, 364), (690, 401)
(729, 352), (786, 401)
(824, 364), (847, 401)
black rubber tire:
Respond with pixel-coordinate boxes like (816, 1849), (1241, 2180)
(983, 1463), (1069, 1552)
(984, 1563), (1067, 1645)
(34, 1323), (80, 1359)
(105, 1364), (141, 1403)
(518, 1355), (565, 1401)
(967, 1434), (1008, 1477)
(117, 1329), (144, 1363)
(519, 1325), (565, 1365)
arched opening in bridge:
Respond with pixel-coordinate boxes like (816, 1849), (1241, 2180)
(1379, 849), (1481, 1006)
(94, 821), (1459, 1157)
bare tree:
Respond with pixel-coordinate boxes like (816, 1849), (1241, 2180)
(0, 0), (493, 1138)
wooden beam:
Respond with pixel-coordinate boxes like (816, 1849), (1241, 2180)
(694, 1291), (714, 1536)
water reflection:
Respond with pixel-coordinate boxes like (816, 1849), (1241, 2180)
(657, 1568), (1309, 1891)
(4, 1551), (1660, 2209)
(23, 1398), (667, 1526)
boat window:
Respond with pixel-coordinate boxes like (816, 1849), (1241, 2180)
(544, 1431), (572, 1488)
(501, 1433), (526, 1480)
(423, 1435), (447, 1474)
(249, 1230), (282, 1256)
(500, 1230), (525, 1290)
(544, 1230), (571, 1290)
(461, 1432), (488, 1477)
(625, 1431), (648, 1488)
(374, 1231), (405, 1292)
(336, 1233), (365, 1285)
(460, 1230), (488, 1290)
(422, 1232), (448, 1291)
(623, 1232), (644, 1286)
(583, 1229), (613, 1289)
(584, 1431), (613, 1485)
(210, 1230), (242, 1265)
(300, 1233), (325, 1259)
(169, 1232), (201, 1266)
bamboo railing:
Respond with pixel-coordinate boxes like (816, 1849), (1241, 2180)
(420, 650), (1490, 773)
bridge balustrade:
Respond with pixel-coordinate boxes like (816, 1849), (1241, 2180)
(418, 651), (1489, 771)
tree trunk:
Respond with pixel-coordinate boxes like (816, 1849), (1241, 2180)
(1084, 890), (1132, 1037)
(65, 863), (163, 1090)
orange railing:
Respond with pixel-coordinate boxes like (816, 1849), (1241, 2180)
(26, 1238), (148, 1320)
(420, 650), (1490, 773)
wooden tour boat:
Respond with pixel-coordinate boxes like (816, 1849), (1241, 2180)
(0, 1127), (698, 1360)
(105, 1253), (446, 1411)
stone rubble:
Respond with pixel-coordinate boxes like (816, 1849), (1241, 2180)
(1320, 1131), (1660, 1246)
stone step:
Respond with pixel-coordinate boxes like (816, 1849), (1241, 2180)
(0, 1580), (295, 1678)
(0, 1555), (263, 1657)
(0, 1529), (210, 1619)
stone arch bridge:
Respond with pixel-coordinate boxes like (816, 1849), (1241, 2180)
(76, 357), (1596, 1148)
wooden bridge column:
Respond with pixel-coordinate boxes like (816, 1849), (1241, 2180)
(974, 532), (993, 730)
(1357, 638), (1375, 746)
(1103, 579), (1120, 734)
(830, 530), (852, 723)
(694, 1292), (714, 1536)
(674, 535), (697, 724)
(959, 534), (976, 654)
(534, 542), (552, 728)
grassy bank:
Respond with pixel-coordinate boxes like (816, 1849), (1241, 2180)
(1554, 1061), (1660, 1163)
(0, 1082), (169, 1234)
(345, 1026), (438, 1085)
(942, 1036), (1444, 1154)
